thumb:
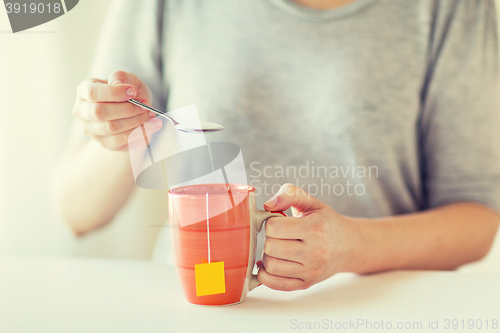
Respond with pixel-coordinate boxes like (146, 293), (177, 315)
(263, 183), (325, 213)
(108, 70), (151, 104)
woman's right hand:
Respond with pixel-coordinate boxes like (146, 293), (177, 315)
(73, 70), (162, 151)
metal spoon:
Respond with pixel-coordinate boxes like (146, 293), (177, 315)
(128, 99), (224, 133)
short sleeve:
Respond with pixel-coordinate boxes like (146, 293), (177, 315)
(88, 0), (166, 109)
(420, 0), (500, 212)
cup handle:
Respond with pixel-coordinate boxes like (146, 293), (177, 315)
(249, 210), (287, 291)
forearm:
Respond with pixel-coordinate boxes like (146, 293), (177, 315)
(51, 139), (135, 235)
(346, 203), (500, 274)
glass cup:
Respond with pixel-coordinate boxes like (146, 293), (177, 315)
(168, 183), (284, 305)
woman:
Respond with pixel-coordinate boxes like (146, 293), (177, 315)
(52, 0), (500, 291)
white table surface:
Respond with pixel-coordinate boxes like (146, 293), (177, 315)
(0, 255), (499, 333)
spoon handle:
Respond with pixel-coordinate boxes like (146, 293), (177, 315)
(127, 99), (179, 126)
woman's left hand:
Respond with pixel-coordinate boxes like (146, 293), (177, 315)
(258, 183), (359, 291)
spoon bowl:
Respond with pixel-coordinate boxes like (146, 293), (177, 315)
(128, 99), (224, 134)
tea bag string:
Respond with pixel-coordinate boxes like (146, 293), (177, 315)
(207, 142), (235, 208)
(140, 124), (168, 188)
(206, 193), (211, 263)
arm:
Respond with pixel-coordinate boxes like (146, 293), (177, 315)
(257, 184), (500, 291)
(349, 201), (500, 273)
(51, 71), (161, 235)
(51, 134), (136, 235)
(51, 0), (166, 234)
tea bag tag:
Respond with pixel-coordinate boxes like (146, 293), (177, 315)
(195, 193), (226, 297)
(195, 261), (226, 296)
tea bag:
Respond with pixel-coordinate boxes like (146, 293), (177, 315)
(195, 194), (226, 296)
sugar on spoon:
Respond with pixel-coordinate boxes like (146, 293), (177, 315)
(128, 99), (224, 133)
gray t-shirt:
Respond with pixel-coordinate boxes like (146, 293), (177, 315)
(91, 0), (500, 217)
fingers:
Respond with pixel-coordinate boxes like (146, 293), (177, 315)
(82, 112), (156, 137)
(108, 70), (151, 103)
(263, 183), (325, 213)
(73, 71), (157, 152)
(264, 237), (305, 262)
(95, 118), (163, 151)
(265, 216), (308, 239)
(262, 254), (305, 279)
(75, 99), (155, 122)
(108, 70), (143, 89)
(257, 264), (308, 291)
(78, 78), (137, 103)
